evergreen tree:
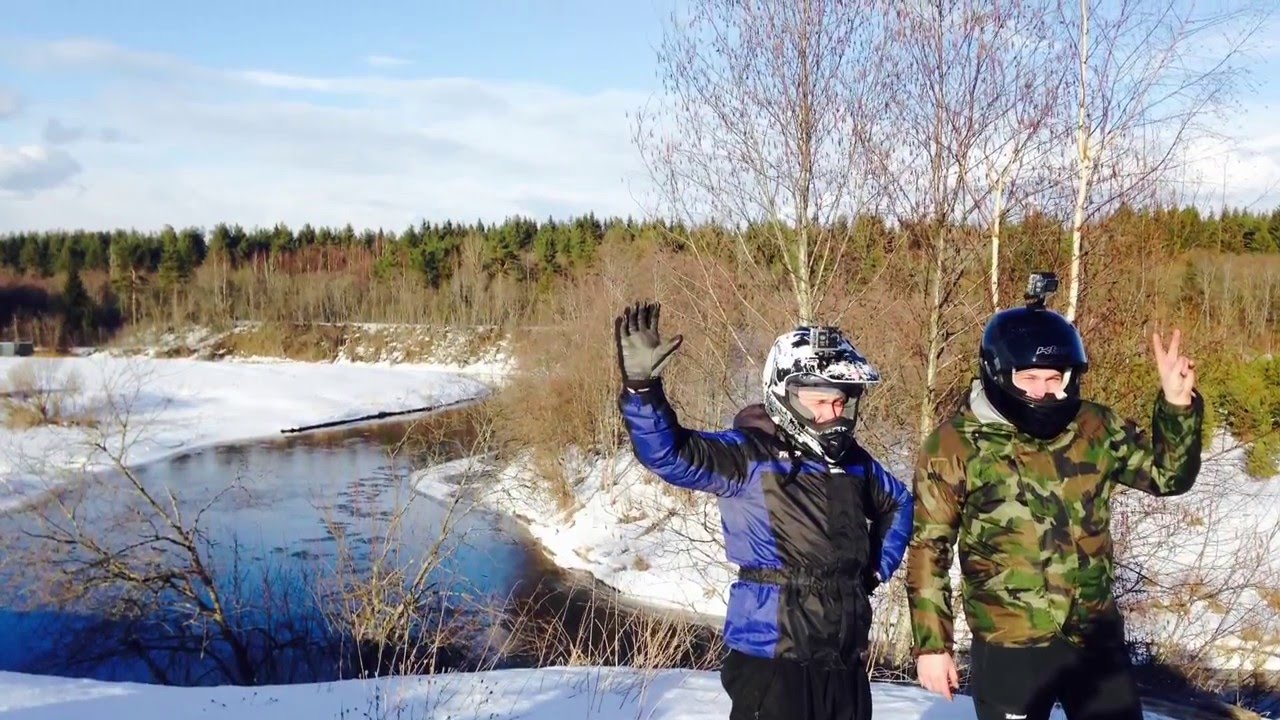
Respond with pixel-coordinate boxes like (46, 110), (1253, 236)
(61, 248), (94, 346)
(157, 225), (192, 289)
(19, 236), (45, 276)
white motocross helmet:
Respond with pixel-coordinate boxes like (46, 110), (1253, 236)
(761, 326), (881, 463)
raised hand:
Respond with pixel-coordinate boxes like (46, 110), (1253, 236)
(1152, 328), (1196, 406)
(614, 301), (684, 388)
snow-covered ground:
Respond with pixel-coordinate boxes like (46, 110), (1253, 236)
(109, 322), (518, 382)
(1115, 432), (1280, 672)
(415, 433), (1280, 674)
(416, 450), (736, 619)
(0, 666), (1182, 720)
(0, 353), (493, 513)
(0, 341), (1272, 716)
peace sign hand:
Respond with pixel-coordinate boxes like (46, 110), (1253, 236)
(1152, 328), (1196, 406)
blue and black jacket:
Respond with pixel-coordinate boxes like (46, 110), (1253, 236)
(619, 381), (913, 668)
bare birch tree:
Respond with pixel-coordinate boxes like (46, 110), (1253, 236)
(965, 1), (1072, 310)
(634, 0), (892, 328)
(849, 0), (1084, 664)
(1059, 0), (1269, 321)
(869, 0), (1056, 443)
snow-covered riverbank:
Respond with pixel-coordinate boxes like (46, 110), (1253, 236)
(0, 353), (493, 512)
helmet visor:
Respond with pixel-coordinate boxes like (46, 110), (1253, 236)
(784, 377), (862, 422)
(1005, 367), (1078, 405)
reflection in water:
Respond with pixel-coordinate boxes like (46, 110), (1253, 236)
(0, 413), (539, 685)
(0, 408), (724, 689)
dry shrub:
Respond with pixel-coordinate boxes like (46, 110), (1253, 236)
(497, 239), (804, 468)
(197, 321), (508, 366)
(499, 320), (619, 460)
(492, 241), (794, 548)
(496, 579), (723, 673)
(1, 360), (95, 429)
(214, 322), (348, 361)
(320, 405), (508, 680)
(1263, 587), (1280, 615)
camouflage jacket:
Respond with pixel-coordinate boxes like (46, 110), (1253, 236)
(906, 381), (1204, 654)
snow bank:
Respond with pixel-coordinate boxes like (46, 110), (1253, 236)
(109, 322), (518, 381)
(1116, 432), (1280, 672)
(0, 354), (492, 513)
(416, 449), (737, 619)
(0, 666), (1179, 719)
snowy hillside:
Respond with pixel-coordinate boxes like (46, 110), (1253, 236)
(105, 322), (516, 378)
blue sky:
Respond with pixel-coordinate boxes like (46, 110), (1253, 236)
(0, 1), (668, 94)
(0, 1), (677, 231)
(1, 0), (1279, 233)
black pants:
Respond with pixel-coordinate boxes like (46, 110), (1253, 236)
(969, 635), (1143, 720)
(720, 649), (871, 720)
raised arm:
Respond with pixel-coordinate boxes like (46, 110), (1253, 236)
(1106, 391), (1204, 496)
(614, 300), (753, 497)
(1108, 328), (1205, 496)
(619, 381), (753, 496)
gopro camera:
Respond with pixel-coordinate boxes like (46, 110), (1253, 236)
(811, 326), (841, 357)
(1024, 271), (1059, 308)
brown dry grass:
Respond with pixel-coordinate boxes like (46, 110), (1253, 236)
(1263, 587), (1280, 615)
(0, 360), (97, 429)
(216, 323), (349, 361)
(492, 578), (724, 673)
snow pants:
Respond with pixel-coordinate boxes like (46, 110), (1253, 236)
(969, 629), (1144, 720)
(720, 649), (871, 720)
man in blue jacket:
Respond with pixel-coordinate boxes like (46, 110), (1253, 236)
(614, 301), (913, 720)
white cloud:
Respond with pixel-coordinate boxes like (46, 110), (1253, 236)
(1172, 100), (1280, 211)
(0, 88), (19, 119)
(12, 38), (216, 83)
(42, 117), (84, 144)
(365, 54), (411, 68)
(0, 144), (82, 195)
(0, 39), (655, 232)
(97, 127), (128, 143)
(40, 117), (131, 146)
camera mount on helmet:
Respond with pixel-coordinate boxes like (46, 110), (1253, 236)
(810, 326), (842, 358)
(1024, 271), (1059, 310)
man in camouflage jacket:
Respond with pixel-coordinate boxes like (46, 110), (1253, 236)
(906, 278), (1203, 720)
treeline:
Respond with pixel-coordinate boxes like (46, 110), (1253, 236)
(1, 203), (1278, 478)
(3, 203), (1279, 286)
(1, 203), (1278, 359)
(0, 213), (633, 289)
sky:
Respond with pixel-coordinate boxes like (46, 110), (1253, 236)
(1, 0), (1280, 234)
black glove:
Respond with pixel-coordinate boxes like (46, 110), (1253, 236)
(614, 301), (684, 390)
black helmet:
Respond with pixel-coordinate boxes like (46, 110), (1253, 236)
(762, 325), (881, 463)
(979, 273), (1089, 439)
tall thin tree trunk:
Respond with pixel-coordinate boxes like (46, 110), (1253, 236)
(990, 178), (1006, 310)
(130, 268), (139, 325)
(796, 232), (814, 324)
(1067, 0), (1090, 322)
(1068, 162), (1090, 321)
(920, 225), (946, 443)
